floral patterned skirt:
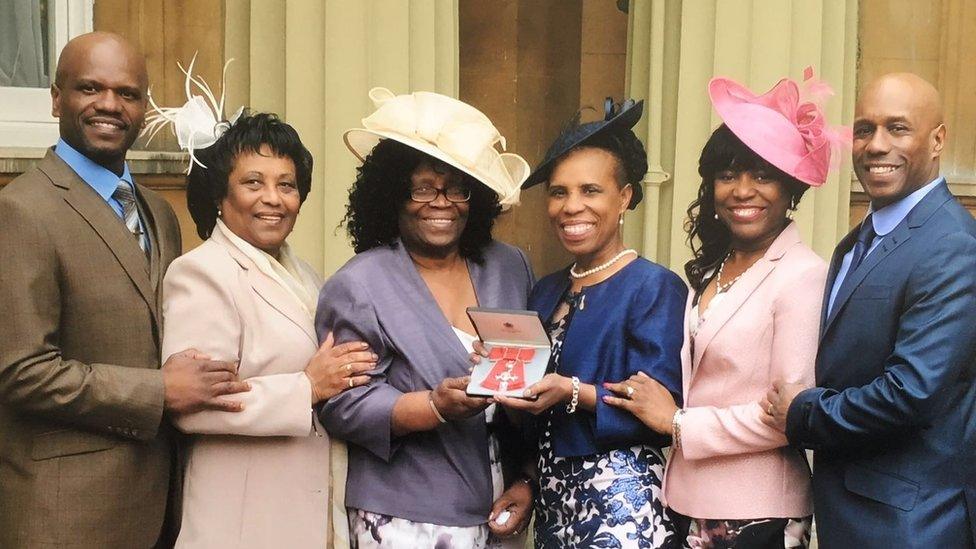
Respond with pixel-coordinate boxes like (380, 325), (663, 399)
(534, 422), (683, 548)
(348, 411), (526, 549)
(348, 508), (488, 549)
(684, 516), (812, 549)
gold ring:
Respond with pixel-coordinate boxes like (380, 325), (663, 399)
(348, 378), (355, 388)
(767, 403), (775, 415)
(625, 385), (635, 398)
(345, 363), (352, 373)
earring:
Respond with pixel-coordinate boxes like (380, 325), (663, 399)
(619, 214), (624, 226)
(786, 198), (798, 220)
(713, 213), (719, 220)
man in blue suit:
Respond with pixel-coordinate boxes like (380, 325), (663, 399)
(762, 73), (976, 547)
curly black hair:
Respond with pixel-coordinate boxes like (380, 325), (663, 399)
(684, 124), (808, 292)
(185, 111), (313, 240)
(342, 139), (501, 264)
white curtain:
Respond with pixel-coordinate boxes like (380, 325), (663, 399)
(0, 0), (48, 87)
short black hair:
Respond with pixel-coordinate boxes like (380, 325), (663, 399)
(342, 139), (501, 264)
(684, 124), (808, 290)
(186, 112), (313, 240)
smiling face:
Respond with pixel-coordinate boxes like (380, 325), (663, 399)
(852, 74), (945, 209)
(546, 147), (632, 264)
(219, 145), (301, 257)
(713, 168), (792, 251)
(51, 33), (148, 174)
(398, 160), (471, 258)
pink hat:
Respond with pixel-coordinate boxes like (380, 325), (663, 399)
(708, 68), (849, 187)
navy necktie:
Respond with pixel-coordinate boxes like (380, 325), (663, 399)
(848, 214), (876, 273)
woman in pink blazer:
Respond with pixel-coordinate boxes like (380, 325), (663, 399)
(160, 113), (375, 549)
(605, 74), (847, 548)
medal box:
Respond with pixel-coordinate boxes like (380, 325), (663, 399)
(465, 307), (551, 398)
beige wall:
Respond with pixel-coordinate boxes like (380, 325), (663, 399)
(858, 0), (943, 86)
(859, 0), (976, 210)
(460, 0), (583, 277)
(459, 0), (629, 277)
(580, 0), (628, 115)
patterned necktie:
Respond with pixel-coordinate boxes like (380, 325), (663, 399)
(112, 181), (149, 253)
(848, 214), (876, 273)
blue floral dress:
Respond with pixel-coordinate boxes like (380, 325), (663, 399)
(533, 291), (683, 548)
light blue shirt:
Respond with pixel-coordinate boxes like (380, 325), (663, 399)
(827, 177), (944, 314)
(54, 139), (149, 250)
(55, 139), (135, 218)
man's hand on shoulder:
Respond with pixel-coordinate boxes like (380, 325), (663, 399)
(162, 349), (250, 414)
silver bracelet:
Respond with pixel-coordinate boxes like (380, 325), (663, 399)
(428, 392), (448, 424)
(566, 376), (580, 414)
(671, 408), (686, 450)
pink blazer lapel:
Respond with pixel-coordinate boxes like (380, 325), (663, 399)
(689, 222), (803, 375)
(690, 259), (776, 369)
(212, 230), (318, 345)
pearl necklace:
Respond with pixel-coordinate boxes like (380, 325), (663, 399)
(715, 251), (757, 293)
(570, 249), (638, 279)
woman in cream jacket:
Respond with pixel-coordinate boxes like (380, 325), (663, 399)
(161, 113), (374, 548)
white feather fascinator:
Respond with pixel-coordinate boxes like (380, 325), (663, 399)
(142, 54), (244, 172)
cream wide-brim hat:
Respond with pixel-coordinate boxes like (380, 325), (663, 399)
(344, 87), (529, 210)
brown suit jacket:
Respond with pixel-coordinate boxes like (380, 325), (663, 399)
(0, 150), (182, 548)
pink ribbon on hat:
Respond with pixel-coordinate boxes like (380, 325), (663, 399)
(710, 67), (850, 186)
(791, 67), (851, 172)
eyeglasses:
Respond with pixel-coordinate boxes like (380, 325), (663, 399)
(409, 186), (471, 203)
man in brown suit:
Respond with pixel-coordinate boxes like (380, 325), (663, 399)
(0, 32), (249, 548)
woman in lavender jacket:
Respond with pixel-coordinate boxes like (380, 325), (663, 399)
(316, 88), (534, 548)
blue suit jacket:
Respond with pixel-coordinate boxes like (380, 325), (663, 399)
(529, 258), (686, 457)
(786, 182), (976, 548)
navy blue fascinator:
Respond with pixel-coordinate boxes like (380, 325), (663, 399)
(522, 98), (645, 209)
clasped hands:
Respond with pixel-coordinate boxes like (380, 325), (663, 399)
(603, 372), (678, 435)
(469, 343), (680, 418)
(468, 341), (576, 415)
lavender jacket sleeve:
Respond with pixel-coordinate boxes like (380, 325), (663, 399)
(315, 271), (403, 461)
(313, 241), (533, 526)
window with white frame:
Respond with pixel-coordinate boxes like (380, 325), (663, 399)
(0, 0), (93, 148)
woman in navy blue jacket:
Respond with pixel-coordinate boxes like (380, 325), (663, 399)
(493, 100), (687, 548)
